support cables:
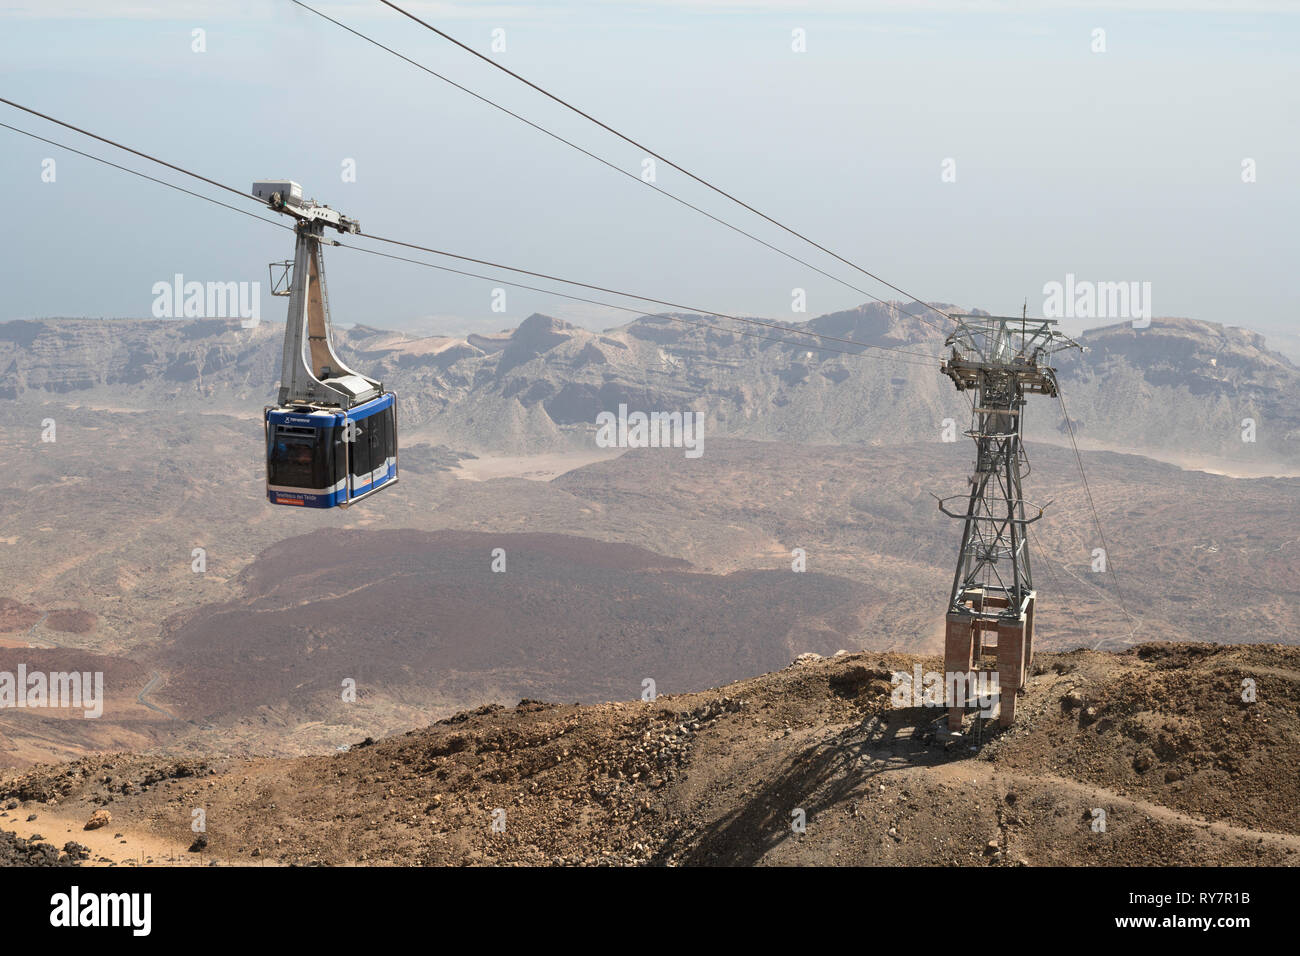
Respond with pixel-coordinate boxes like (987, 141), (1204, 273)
(0, 97), (941, 367)
(337, 240), (938, 369)
(356, 231), (942, 363)
(0, 121), (290, 233)
(373, 0), (956, 330)
(0, 95), (263, 208)
(1055, 384), (1142, 646)
(289, 0), (954, 339)
(0, 108), (935, 369)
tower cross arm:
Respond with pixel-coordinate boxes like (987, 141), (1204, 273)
(252, 179), (360, 234)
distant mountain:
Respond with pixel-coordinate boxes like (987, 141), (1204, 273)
(3, 304), (1297, 467)
(1053, 318), (1300, 467)
(0, 316), (281, 406)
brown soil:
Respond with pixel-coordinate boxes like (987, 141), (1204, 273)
(2, 642), (1296, 867)
(148, 529), (881, 724)
(45, 609), (97, 634)
(0, 599), (40, 633)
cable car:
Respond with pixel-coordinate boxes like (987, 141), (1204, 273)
(265, 394), (397, 507)
(255, 180), (398, 508)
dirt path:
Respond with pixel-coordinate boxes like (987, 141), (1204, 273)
(25, 611), (56, 649)
(1013, 771), (1300, 850)
(136, 670), (210, 730)
(3, 807), (204, 867)
(136, 671), (183, 722)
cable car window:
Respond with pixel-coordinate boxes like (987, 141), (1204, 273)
(383, 406), (396, 465)
(350, 418), (372, 478)
(332, 425), (348, 484)
(369, 414), (383, 474)
(268, 426), (326, 488)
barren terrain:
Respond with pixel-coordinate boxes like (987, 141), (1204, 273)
(2, 420), (1297, 766)
(3, 642), (1295, 866)
(1, 308), (1296, 868)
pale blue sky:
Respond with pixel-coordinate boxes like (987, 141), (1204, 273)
(1, 1), (1296, 343)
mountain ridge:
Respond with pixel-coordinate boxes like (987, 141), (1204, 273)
(4, 305), (1295, 469)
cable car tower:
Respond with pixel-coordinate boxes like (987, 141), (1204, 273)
(254, 180), (398, 508)
(937, 312), (1080, 729)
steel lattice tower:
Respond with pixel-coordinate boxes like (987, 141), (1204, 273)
(937, 314), (1080, 729)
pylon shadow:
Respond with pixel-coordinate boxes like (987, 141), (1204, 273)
(649, 706), (999, 866)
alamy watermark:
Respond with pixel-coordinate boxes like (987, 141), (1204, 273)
(50, 886), (150, 936)
(151, 273), (261, 328)
(594, 403), (703, 459)
(0, 666), (103, 718)
(891, 666), (999, 717)
(1042, 273), (1151, 327)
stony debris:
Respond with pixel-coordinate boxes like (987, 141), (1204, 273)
(62, 841), (92, 861)
(0, 830), (74, 867)
(84, 809), (111, 831)
(0, 644), (1295, 867)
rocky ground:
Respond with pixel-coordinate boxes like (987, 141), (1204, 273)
(1, 641), (1296, 867)
(0, 829), (73, 866)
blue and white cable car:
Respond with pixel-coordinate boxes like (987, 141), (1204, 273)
(255, 180), (398, 509)
(265, 394), (397, 508)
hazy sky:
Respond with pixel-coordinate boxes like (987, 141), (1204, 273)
(1, 0), (1296, 344)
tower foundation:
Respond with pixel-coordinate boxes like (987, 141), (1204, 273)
(943, 590), (1035, 730)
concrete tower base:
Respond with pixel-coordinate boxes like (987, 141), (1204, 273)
(943, 590), (1035, 731)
